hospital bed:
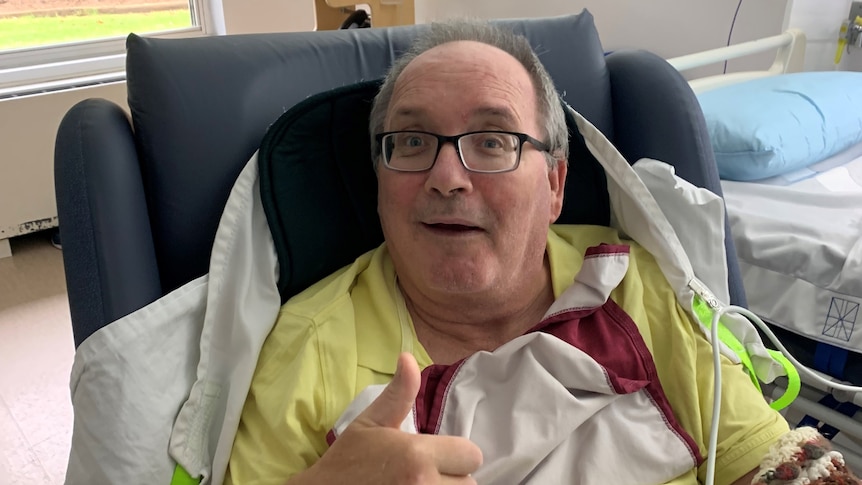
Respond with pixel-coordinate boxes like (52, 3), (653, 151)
(669, 31), (862, 470)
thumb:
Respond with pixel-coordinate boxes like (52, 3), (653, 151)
(356, 352), (421, 429)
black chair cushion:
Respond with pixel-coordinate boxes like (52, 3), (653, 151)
(258, 80), (609, 302)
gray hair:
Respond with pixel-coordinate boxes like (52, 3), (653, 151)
(369, 19), (569, 168)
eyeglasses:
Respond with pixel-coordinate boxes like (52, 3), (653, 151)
(375, 130), (551, 173)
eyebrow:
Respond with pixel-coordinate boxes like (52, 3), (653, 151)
(389, 105), (520, 128)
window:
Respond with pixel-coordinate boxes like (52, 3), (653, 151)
(0, 0), (216, 97)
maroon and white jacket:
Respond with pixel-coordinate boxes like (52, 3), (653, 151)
(328, 245), (702, 484)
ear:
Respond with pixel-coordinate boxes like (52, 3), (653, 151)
(547, 158), (567, 223)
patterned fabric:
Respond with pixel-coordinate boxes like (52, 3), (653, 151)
(753, 427), (861, 484)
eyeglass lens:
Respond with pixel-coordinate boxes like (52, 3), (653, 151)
(383, 132), (521, 172)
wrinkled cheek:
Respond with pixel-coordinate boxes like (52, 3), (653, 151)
(495, 201), (550, 259)
(377, 194), (401, 236)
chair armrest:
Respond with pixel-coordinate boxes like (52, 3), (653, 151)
(55, 98), (162, 347)
(605, 50), (746, 307)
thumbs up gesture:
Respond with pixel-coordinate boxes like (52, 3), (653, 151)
(290, 353), (483, 484)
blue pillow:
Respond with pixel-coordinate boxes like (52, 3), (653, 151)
(698, 71), (862, 181)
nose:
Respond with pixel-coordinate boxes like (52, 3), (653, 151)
(424, 141), (473, 196)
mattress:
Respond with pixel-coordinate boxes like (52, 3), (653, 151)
(720, 142), (862, 380)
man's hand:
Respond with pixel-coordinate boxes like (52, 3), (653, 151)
(289, 353), (483, 484)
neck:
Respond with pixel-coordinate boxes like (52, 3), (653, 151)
(404, 258), (555, 365)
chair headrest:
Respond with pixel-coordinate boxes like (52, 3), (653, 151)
(259, 80), (609, 301)
(126, 11), (611, 294)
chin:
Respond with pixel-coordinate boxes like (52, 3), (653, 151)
(426, 266), (495, 295)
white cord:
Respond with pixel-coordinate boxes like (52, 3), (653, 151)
(733, 305), (862, 393)
(706, 306), (723, 485)
(704, 304), (862, 485)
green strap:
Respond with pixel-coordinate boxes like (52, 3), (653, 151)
(170, 464), (201, 485)
(717, 321), (763, 392)
(692, 298), (760, 392)
(766, 349), (801, 411)
(692, 296), (800, 410)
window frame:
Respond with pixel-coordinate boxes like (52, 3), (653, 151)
(0, 0), (216, 96)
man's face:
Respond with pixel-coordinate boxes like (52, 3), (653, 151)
(377, 41), (567, 301)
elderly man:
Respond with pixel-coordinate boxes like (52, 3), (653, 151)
(226, 21), (794, 485)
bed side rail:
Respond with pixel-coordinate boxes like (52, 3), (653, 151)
(667, 29), (806, 93)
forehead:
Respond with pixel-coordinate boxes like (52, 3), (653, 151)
(387, 41), (539, 131)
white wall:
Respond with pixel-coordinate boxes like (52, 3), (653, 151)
(416, 0), (791, 77)
(788, 0), (862, 71)
(212, 0), (862, 75)
(221, 0), (314, 33)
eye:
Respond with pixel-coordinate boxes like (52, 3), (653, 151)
(471, 133), (516, 153)
(393, 133), (430, 149)
(482, 137), (502, 149)
(388, 132), (433, 159)
(404, 136), (425, 148)
(479, 134), (504, 149)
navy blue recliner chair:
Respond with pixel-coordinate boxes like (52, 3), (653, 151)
(54, 10), (745, 348)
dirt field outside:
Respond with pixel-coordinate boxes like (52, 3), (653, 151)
(0, 0), (187, 18)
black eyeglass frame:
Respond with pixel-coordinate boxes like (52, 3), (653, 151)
(374, 130), (552, 173)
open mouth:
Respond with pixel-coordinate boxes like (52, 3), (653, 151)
(424, 223), (481, 234)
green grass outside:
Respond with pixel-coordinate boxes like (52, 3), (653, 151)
(0, 9), (191, 50)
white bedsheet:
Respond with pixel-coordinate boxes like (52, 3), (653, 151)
(721, 146), (862, 355)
